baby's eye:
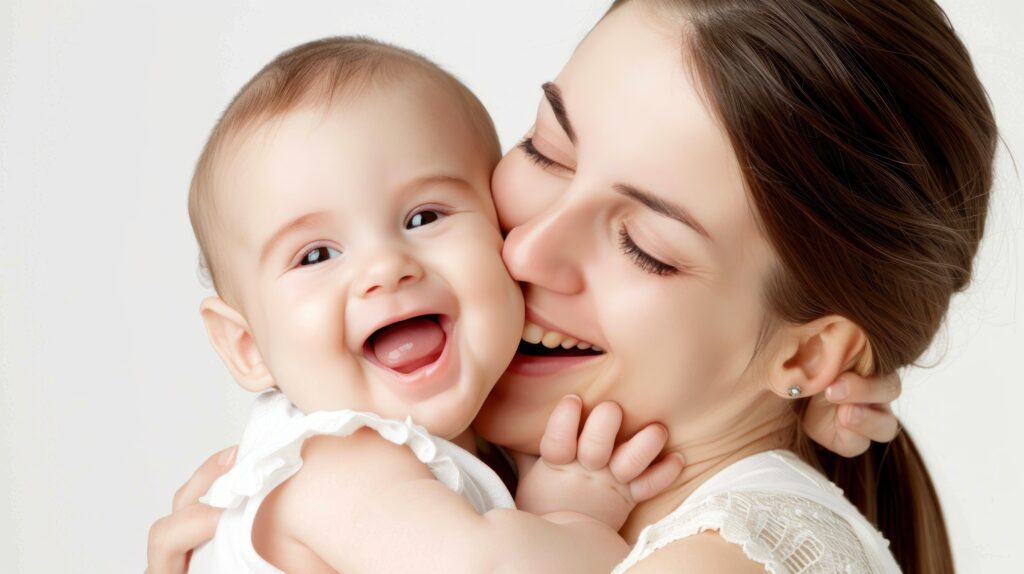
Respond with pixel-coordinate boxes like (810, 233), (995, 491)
(299, 246), (342, 267)
(405, 208), (445, 229)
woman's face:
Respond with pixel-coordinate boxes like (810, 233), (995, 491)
(473, 2), (779, 452)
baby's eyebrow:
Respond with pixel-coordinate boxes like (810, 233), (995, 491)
(259, 211), (331, 266)
(394, 174), (476, 198)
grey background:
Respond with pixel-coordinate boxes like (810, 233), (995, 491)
(1, 1), (1021, 571)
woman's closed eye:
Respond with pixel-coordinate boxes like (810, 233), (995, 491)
(519, 135), (679, 277)
(618, 227), (680, 276)
(518, 137), (573, 173)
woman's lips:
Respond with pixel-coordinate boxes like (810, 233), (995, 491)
(511, 307), (606, 377)
(506, 352), (603, 377)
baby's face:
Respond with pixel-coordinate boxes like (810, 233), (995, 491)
(214, 80), (524, 438)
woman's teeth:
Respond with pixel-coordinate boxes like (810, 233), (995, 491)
(521, 322), (603, 352)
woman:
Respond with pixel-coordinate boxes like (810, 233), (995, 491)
(151, 0), (993, 571)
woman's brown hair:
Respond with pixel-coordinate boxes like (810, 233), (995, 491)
(610, 0), (998, 571)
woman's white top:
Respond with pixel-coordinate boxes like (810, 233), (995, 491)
(612, 449), (901, 574)
(188, 390), (515, 573)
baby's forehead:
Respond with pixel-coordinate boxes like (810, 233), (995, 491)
(210, 81), (498, 242)
(233, 78), (494, 176)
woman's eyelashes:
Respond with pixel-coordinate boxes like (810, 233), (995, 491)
(518, 137), (572, 172)
(618, 227), (680, 276)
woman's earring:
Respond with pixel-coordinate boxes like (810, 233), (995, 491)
(787, 385), (802, 398)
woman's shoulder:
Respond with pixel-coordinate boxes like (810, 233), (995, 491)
(613, 449), (900, 574)
(617, 530), (768, 573)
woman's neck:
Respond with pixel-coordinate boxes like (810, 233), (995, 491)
(619, 398), (796, 543)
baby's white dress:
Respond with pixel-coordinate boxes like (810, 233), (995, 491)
(188, 389), (514, 573)
(612, 449), (901, 573)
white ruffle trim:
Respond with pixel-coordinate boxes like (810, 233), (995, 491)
(200, 390), (463, 509)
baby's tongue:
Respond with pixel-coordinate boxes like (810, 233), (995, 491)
(371, 317), (446, 374)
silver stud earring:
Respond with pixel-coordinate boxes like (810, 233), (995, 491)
(788, 385), (802, 398)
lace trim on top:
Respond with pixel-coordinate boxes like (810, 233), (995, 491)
(615, 490), (874, 574)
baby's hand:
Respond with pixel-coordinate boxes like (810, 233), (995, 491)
(515, 395), (684, 531)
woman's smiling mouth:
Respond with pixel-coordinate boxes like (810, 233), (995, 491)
(518, 321), (604, 356)
(521, 321), (604, 353)
(508, 311), (606, 376)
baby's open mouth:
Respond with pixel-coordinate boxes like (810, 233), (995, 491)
(516, 321), (605, 358)
(364, 314), (449, 375)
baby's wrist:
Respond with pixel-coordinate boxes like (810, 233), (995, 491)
(539, 509), (626, 534)
(515, 471), (634, 531)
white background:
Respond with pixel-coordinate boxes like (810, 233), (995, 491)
(0, 1), (1021, 571)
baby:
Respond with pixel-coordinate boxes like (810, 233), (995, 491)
(185, 37), (680, 573)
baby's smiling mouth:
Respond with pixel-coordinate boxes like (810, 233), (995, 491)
(364, 314), (449, 375)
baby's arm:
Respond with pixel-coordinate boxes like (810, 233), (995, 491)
(253, 414), (680, 573)
(515, 396), (685, 531)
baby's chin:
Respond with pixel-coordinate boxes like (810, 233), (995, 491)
(402, 379), (491, 439)
(392, 337), (509, 439)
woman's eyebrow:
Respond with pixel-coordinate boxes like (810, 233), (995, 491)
(541, 82), (576, 143)
(615, 184), (712, 241)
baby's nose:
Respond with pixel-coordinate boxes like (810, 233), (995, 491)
(354, 250), (424, 297)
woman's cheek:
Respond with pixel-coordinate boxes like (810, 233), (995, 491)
(491, 151), (565, 232)
(604, 281), (736, 416)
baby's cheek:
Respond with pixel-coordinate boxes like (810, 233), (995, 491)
(267, 292), (348, 391)
(444, 220), (516, 297)
(448, 236), (524, 370)
(492, 151), (561, 232)
(280, 287), (344, 344)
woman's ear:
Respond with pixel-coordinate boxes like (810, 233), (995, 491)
(199, 296), (274, 392)
(766, 315), (871, 399)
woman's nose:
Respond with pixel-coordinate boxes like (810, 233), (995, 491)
(502, 203), (586, 295)
(354, 247), (424, 297)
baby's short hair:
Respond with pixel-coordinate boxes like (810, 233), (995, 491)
(188, 36), (501, 301)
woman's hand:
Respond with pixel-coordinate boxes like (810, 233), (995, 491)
(145, 446), (236, 574)
(803, 372), (902, 457)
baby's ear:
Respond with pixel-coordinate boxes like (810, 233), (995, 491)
(766, 315), (871, 399)
(199, 296), (274, 392)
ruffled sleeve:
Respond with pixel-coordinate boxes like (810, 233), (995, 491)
(200, 390), (466, 509)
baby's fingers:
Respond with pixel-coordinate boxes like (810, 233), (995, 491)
(578, 402), (624, 470)
(539, 395), (583, 465)
(609, 423), (670, 484)
(629, 453), (685, 503)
